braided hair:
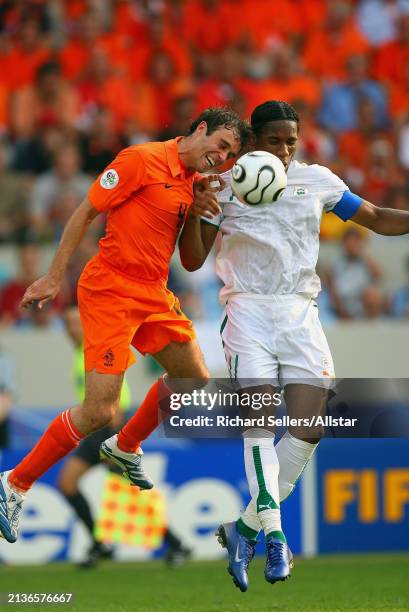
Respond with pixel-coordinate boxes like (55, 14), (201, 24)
(251, 101), (299, 136)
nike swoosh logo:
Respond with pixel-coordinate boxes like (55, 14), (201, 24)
(234, 542), (243, 563)
(164, 184), (174, 189)
(259, 504), (272, 510)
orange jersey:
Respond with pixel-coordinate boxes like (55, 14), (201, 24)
(88, 139), (196, 282)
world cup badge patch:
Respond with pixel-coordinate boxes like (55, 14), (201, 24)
(100, 169), (119, 190)
(294, 186), (308, 196)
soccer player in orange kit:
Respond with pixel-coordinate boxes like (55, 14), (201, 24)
(0, 107), (247, 543)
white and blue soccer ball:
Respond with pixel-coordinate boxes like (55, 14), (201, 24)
(231, 151), (287, 205)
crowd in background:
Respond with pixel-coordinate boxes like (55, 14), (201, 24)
(0, 0), (409, 328)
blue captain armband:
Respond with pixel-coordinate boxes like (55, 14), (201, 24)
(332, 191), (363, 221)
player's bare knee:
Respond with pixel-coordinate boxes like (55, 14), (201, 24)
(88, 406), (115, 431)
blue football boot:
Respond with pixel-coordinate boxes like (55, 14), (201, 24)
(264, 537), (293, 584)
(215, 522), (257, 592)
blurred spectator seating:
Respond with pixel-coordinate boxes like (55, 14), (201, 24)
(326, 227), (383, 319)
(319, 54), (389, 133)
(375, 13), (409, 87)
(0, 242), (68, 328)
(357, 0), (409, 46)
(0, 141), (30, 243)
(27, 143), (91, 242)
(302, 1), (369, 80)
(0, 346), (16, 450)
(390, 255), (409, 318)
(11, 60), (80, 139)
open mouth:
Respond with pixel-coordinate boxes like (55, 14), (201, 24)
(205, 155), (215, 168)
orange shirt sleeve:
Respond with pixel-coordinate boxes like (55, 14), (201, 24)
(88, 147), (147, 213)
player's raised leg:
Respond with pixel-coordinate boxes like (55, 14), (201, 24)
(277, 384), (328, 500)
(242, 424), (291, 584)
(0, 371), (122, 543)
(101, 339), (209, 487)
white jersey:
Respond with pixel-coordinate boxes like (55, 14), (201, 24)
(208, 160), (348, 302)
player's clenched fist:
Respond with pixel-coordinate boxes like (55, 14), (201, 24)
(20, 274), (61, 309)
(190, 174), (225, 219)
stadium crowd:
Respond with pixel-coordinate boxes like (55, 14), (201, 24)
(0, 0), (409, 328)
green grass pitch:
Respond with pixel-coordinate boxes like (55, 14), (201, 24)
(1, 554), (408, 611)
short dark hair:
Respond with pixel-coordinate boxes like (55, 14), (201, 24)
(251, 100), (299, 136)
(188, 107), (248, 146)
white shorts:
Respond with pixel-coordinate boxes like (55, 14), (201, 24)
(220, 294), (335, 389)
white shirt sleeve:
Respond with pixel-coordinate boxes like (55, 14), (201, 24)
(312, 165), (349, 212)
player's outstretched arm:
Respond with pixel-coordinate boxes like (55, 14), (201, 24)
(20, 197), (99, 309)
(178, 175), (222, 271)
(179, 215), (219, 271)
(352, 200), (409, 235)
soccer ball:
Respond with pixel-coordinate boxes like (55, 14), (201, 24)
(231, 151), (287, 205)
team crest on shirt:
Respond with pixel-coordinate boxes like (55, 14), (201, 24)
(103, 348), (115, 366)
(294, 186), (308, 196)
(100, 169), (119, 190)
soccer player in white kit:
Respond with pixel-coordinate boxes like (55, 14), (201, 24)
(179, 100), (409, 592)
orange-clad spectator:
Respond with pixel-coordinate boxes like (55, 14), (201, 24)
(0, 83), (10, 135)
(297, 0), (327, 32)
(0, 34), (15, 89)
(254, 47), (321, 109)
(156, 95), (196, 141)
(194, 49), (250, 117)
(162, 0), (188, 39)
(362, 138), (405, 207)
(59, 13), (132, 83)
(141, 51), (195, 133)
(127, 14), (193, 81)
(182, 0), (240, 54)
(0, 0), (51, 36)
(338, 98), (394, 172)
(113, 0), (152, 40)
(375, 14), (409, 87)
(302, 1), (369, 81)
(11, 61), (80, 139)
(77, 47), (157, 134)
(239, 0), (302, 51)
(64, 0), (87, 22)
(6, 18), (52, 90)
(381, 31), (409, 125)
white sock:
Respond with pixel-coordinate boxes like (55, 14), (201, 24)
(243, 428), (282, 537)
(240, 498), (261, 533)
(276, 431), (318, 502)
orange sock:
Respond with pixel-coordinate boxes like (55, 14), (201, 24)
(118, 379), (170, 452)
(9, 410), (84, 492)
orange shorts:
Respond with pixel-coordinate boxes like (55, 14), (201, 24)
(77, 255), (195, 374)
